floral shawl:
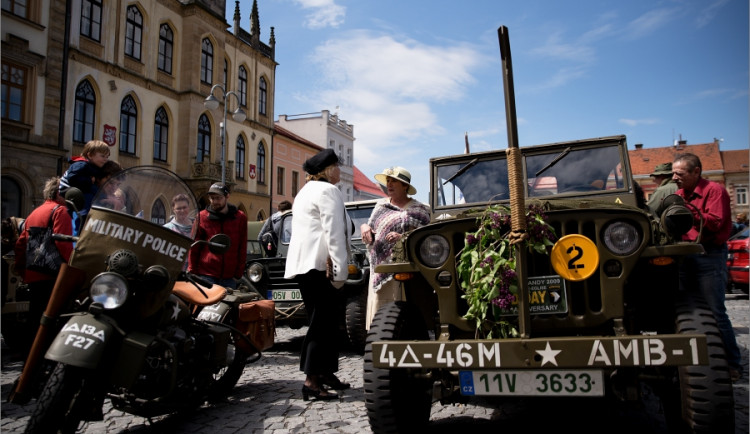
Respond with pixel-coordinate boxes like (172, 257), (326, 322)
(368, 198), (431, 291)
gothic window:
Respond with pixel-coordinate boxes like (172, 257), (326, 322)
(258, 77), (267, 115)
(197, 114), (211, 163)
(257, 142), (266, 184)
(158, 24), (173, 74)
(124, 5), (143, 60)
(153, 107), (169, 161)
(73, 80), (96, 143)
(235, 135), (246, 180)
(119, 95), (137, 155)
(201, 39), (213, 84)
(238, 66), (248, 107)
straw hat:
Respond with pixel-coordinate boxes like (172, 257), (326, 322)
(374, 166), (417, 195)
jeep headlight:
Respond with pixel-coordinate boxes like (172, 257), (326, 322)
(419, 235), (450, 268)
(603, 221), (641, 256)
(246, 263), (264, 283)
(90, 272), (128, 309)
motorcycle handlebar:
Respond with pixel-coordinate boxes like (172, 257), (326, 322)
(51, 234), (79, 243)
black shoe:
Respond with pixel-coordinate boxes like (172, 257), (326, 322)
(321, 374), (350, 390)
(301, 385), (338, 401)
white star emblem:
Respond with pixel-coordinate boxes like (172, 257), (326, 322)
(170, 303), (181, 321)
(536, 342), (561, 366)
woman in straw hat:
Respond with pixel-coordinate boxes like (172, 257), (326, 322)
(360, 166), (431, 330)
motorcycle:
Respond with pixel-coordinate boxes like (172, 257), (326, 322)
(13, 166), (274, 433)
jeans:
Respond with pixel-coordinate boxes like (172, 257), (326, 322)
(197, 275), (237, 290)
(679, 244), (742, 370)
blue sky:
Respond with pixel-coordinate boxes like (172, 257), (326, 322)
(229, 0), (748, 202)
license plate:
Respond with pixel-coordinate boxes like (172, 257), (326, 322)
(267, 290), (303, 301)
(459, 369), (604, 396)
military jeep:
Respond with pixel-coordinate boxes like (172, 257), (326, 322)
(363, 26), (735, 434)
(363, 135), (736, 433)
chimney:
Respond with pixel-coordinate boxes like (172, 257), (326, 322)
(635, 143), (643, 150)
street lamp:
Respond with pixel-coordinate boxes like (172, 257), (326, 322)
(204, 84), (247, 184)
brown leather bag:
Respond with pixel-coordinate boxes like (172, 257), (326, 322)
(235, 299), (275, 355)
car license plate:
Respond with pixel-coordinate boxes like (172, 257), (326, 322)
(459, 369), (604, 396)
(267, 290), (303, 301)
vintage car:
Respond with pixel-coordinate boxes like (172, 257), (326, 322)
(243, 199), (378, 352)
(727, 227), (749, 293)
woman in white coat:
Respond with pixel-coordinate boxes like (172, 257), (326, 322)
(284, 148), (351, 401)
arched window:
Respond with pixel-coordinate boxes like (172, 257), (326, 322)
(73, 80), (96, 143)
(81, 0), (102, 41)
(158, 24), (173, 74)
(235, 136), (246, 180)
(151, 199), (166, 225)
(201, 38), (213, 84)
(119, 95), (137, 154)
(258, 77), (267, 116)
(153, 107), (169, 162)
(124, 5), (143, 60)
(197, 114), (211, 163)
(257, 142), (266, 184)
(238, 66), (247, 107)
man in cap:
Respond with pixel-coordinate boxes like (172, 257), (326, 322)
(188, 183), (247, 289)
(646, 162), (678, 215)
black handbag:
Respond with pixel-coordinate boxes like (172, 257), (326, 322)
(25, 205), (64, 275)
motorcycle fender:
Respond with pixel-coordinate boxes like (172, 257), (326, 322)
(46, 314), (114, 370)
(196, 300), (231, 323)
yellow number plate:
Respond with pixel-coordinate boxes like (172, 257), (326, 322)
(550, 234), (599, 281)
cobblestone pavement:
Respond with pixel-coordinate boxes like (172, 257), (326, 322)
(2, 291), (747, 433)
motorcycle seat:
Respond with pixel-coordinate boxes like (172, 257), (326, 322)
(172, 281), (226, 306)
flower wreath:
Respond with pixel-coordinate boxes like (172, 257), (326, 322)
(457, 204), (557, 338)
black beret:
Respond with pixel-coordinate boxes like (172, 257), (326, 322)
(303, 148), (340, 175)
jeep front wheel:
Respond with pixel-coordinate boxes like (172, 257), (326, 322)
(659, 297), (735, 433)
(363, 301), (431, 434)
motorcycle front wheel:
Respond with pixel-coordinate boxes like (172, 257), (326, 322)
(24, 363), (87, 434)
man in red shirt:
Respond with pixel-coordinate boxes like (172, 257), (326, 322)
(672, 153), (741, 381)
(188, 183), (247, 289)
(14, 177), (74, 357)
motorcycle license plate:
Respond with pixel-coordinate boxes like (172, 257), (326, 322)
(267, 290), (303, 301)
(459, 370), (604, 396)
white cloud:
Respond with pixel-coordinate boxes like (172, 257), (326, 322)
(695, 0), (730, 28)
(623, 8), (678, 40)
(300, 30), (483, 169)
(292, 0), (345, 29)
(619, 118), (660, 127)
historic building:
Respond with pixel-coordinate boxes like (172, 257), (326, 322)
(2, 0), (277, 223)
(269, 124), (323, 215)
(629, 139), (749, 218)
(276, 110), (355, 202)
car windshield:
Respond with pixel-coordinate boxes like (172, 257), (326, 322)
(432, 140), (628, 209)
(347, 205), (376, 239)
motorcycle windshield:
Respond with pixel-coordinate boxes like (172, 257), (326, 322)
(71, 166), (198, 286)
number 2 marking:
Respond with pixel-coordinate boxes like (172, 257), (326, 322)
(567, 244), (584, 269)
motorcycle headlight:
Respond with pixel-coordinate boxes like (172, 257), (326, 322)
(419, 235), (450, 268)
(246, 263), (264, 283)
(603, 221), (641, 256)
(90, 272), (129, 309)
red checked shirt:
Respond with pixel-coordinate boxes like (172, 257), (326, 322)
(676, 178), (732, 246)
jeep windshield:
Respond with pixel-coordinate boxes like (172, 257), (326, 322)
(432, 137), (630, 211)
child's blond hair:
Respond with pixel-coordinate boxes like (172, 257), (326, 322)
(82, 140), (110, 159)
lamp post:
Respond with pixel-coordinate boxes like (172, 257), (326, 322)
(204, 84), (247, 185)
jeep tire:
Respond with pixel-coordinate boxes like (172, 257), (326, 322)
(658, 296), (735, 433)
(363, 301), (432, 433)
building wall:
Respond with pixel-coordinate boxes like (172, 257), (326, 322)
(2, 0), (277, 221)
(269, 126), (323, 218)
